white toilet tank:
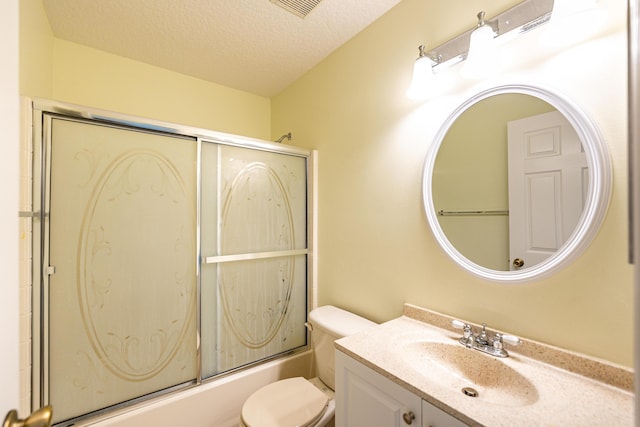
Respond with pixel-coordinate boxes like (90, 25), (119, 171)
(308, 306), (376, 390)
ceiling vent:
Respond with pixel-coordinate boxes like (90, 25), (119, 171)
(270, 0), (323, 18)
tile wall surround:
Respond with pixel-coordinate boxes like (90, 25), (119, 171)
(19, 101), (33, 413)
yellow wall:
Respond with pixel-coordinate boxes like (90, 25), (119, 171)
(52, 40), (271, 139)
(19, 1), (271, 140)
(19, 0), (54, 98)
(272, 0), (633, 367)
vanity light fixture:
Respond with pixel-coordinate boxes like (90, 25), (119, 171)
(406, 0), (554, 99)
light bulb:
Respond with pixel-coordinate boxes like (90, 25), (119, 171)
(406, 48), (437, 99)
(460, 14), (498, 80)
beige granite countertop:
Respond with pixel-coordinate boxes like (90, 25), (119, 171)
(335, 304), (634, 427)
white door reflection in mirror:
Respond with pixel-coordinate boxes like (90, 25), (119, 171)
(507, 111), (588, 270)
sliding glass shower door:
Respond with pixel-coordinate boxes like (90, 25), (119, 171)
(200, 143), (308, 377)
(46, 116), (198, 422)
(35, 105), (311, 425)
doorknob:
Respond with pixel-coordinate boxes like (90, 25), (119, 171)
(3, 406), (52, 427)
(513, 258), (525, 268)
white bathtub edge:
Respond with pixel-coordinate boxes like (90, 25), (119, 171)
(79, 350), (313, 427)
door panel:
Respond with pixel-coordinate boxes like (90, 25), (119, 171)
(508, 111), (587, 270)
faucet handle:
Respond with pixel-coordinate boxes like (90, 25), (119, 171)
(451, 319), (466, 329)
(501, 334), (521, 346)
(452, 320), (473, 340)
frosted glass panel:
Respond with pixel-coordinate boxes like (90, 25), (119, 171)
(47, 118), (197, 422)
(201, 144), (308, 255)
(203, 256), (307, 374)
(201, 143), (308, 376)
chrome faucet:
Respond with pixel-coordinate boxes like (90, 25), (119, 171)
(452, 320), (521, 358)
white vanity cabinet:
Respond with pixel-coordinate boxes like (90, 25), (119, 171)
(421, 400), (468, 427)
(335, 350), (468, 427)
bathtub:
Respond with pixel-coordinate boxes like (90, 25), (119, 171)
(81, 350), (313, 427)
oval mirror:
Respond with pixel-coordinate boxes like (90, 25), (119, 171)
(423, 84), (612, 283)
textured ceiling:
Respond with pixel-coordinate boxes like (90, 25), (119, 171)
(42, 0), (403, 98)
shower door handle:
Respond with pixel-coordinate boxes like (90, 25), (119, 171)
(203, 249), (308, 264)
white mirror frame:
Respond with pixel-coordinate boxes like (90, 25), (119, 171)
(423, 84), (612, 283)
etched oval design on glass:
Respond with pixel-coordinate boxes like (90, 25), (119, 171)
(220, 162), (296, 348)
(78, 150), (196, 381)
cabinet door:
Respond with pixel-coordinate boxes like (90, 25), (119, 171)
(335, 351), (421, 427)
(422, 400), (468, 427)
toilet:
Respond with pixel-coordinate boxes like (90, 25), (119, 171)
(240, 305), (376, 427)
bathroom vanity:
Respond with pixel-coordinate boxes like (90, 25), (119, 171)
(334, 304), (633, 427)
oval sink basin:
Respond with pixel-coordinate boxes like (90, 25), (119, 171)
(402, 341), (539, 407)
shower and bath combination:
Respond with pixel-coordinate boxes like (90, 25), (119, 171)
(29, 100), (312, 425)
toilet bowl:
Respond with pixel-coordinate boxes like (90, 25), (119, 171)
(240, 306), (376, 427)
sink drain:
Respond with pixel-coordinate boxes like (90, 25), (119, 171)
(462, 387), (479, 398)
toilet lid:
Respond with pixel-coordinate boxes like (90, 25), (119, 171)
(242, 377), (329, 427)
